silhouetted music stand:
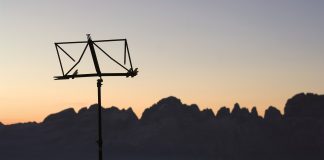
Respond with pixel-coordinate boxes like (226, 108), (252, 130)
(53, 34), (138, 160)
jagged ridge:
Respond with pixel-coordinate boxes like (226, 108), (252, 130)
(0, 93), (323, 160)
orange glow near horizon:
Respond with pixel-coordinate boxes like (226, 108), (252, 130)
(0, 90), (293, 125)
(1, 1), (324, 124)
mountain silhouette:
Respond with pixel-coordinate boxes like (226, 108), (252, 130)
(0, 93), (323, 160)
(264, 106), (282, 121)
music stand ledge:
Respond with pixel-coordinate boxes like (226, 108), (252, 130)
(54, 70), (138, 80)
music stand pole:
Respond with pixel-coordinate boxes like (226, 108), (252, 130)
(97, 78), (103, 160)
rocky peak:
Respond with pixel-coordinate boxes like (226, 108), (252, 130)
(78, 107), (88, 114)
(188, 104), (200, 112)
(285, 93), (324, 118)
(201, 108), (215, 120)
(251, 107), (259, 118)
(141, 96), (183, 121)
(240, 107), (250, 118)
(155, 96), (183, 110)
(103, 106), (138, 122)
(231, 103), (241, 116)
(88, 104), (100, 112)
(43, 108), (77, 123)
(216, 107), (231, 119)
(264, 106), (282, 121)
(125, 107), (139, 121)
(231, 103), (251, 120)
(141, 96), (208, 124)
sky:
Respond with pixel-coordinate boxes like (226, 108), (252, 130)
(1, 0), (324, 124)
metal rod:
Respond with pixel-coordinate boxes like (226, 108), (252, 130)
(93, 43), (129, 71)
(55, 39), (126, 45)
(124, 40), (127, 65)
(97, 78), (103, 160)
(125, 40), (134, 70)
(55, 41), (88, 44)
(54, 72), (134, 80)
(57, 45), (76, 62)
(65, 44), (88, 76)
(93, 39), (126, 43)
(55, 44), (65, 75)
(88, 37), (102, 76)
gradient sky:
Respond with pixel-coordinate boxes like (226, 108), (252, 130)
(1, 0), (324, 124)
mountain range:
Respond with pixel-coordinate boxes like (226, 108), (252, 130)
(0, 93), (323, 160)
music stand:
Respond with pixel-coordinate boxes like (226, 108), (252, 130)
(53, 34), (138, 160)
